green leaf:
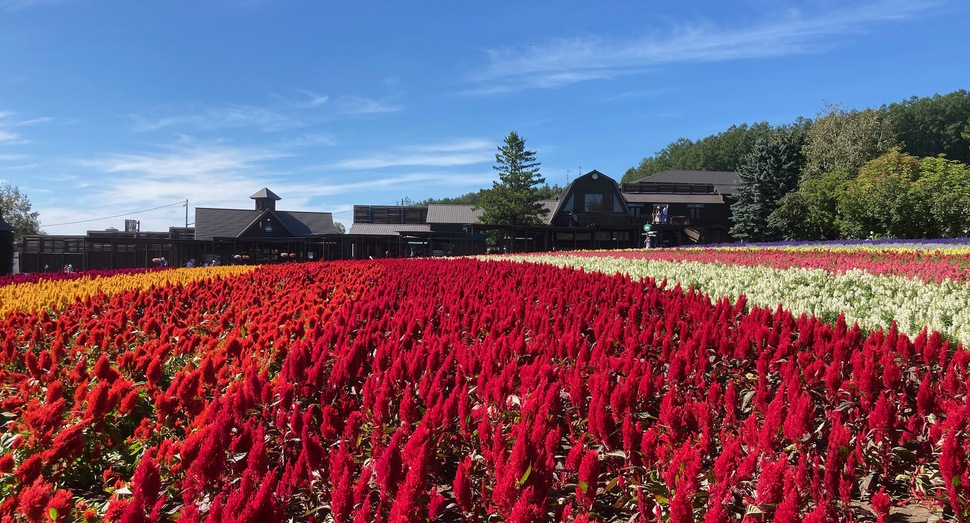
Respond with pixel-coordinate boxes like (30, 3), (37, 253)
(517, 464), (532, 486)
(48, 508), (57, 521)
(577, 480), (588, 493)
(604, 475), (620, 492)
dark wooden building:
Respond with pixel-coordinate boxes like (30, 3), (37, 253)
(193, 188), (337, 264)
(17, 171), (741, 273)
(621, 170), (738, 247)
(542, 170), (641, 250)
(18, 188), (337, 273)
(341, 169), (740, 255)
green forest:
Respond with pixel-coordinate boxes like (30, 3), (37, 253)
(625, 90), (970, 241)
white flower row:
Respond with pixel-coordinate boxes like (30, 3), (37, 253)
(494, 254), (970, 345)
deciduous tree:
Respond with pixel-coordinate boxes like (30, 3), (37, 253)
(0, 182), (43, 243)
(884, 90), (970, 164)
(769, 169), (851, 241)
(837, 150), (921, 238)
(912, 156), (970, 237)
(801, 105), (898, 181)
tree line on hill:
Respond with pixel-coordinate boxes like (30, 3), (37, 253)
(426, 91), (970, 242)
(625, 90), (970, 241)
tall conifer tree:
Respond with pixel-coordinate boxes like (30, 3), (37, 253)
(477, 132), (548, 226)
(730, 130), (805, 241)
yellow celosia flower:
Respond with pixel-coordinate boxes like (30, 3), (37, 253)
(0, 266), (259, 317)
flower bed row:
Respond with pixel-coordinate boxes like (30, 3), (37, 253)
(0, 268), (170, 289)
(505, 252), (970, 346)
(1, 258), (969, 521)
(0, 266), (258, 318)
(561, 246), (970, 283)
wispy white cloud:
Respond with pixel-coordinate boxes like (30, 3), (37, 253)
(277, 133), (337, 149)
(88, 143), (286, 180)
(282, 171), (495, 200)
(130, 93), (402, 133)
(77, 141), (290, 212)
(0, 110), (50, 145)
(325, 139), (492, 170)
(0, 162), (38, 170)
(0, 0), (61, 10)
(470, 0), (942, 93)
(0, 129), (23, 145)
(271, 89), (330, 109)
(36, 140), (295, 233)
(130, 104), (305, 133)
(294, 89), (329, 108)
(335, 96), (404, 116)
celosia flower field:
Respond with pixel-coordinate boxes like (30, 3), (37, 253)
(507, 245), (970, 345)
(1, 252), (968, 522)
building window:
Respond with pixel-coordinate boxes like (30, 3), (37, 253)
(688, 204), (703, 221)
(584, 193), (605, 212)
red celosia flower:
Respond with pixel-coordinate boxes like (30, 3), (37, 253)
(44, 380), (64, 404)
(428, 487), (446, 521)
(0, 452), (14, 473)
(44, 423), (85, 463)
(132, 453), (162, 509)
(144, 358), (162, 385)
(47, 488), (73, 522)
(375, 429), (406, 495)
(576, 449), (599, 509)
(755, 454), (787, 506)
(508, 486), (542, 523)
(16, 477), (51, 522)
(94, 353), (120, 383)
(453, 455), (473, 513)
(871, 487), (891, 523)
(119, 389), (141, 415)
(668, 483), (693, 523)
(83, 381), (111, 421)
(15, 453), (43, 485)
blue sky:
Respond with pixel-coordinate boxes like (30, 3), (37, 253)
(1, 0), (968, 234)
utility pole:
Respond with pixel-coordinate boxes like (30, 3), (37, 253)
(185, 199), (189, 227)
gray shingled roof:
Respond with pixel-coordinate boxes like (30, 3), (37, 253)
(348, 223), (432, 236)
(195, 208), (260, 240)
(279, 211), (336, 236)
(623, 194), (726, 204)
(539, 200), (558, 224)
(426, 205), (483, 224)
(195, 207), (335, 240)
(630, 170), (739, 194)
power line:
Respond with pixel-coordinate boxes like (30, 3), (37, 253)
(43, 201), (188, 227)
